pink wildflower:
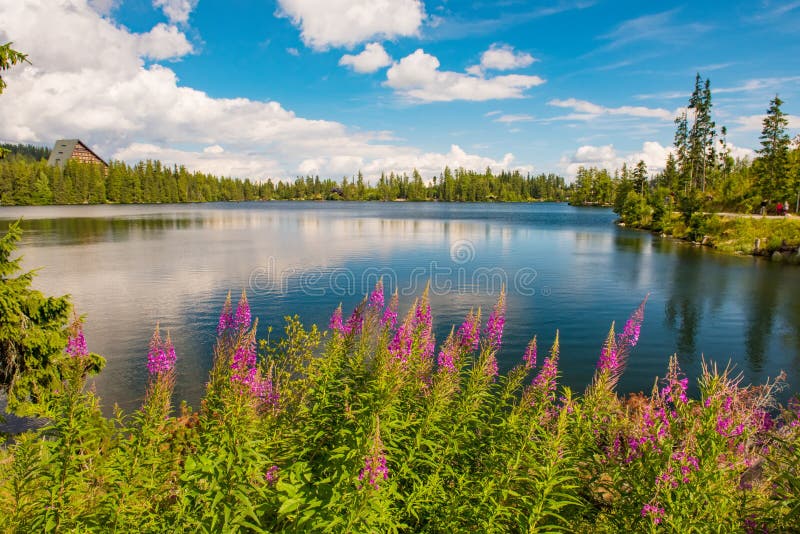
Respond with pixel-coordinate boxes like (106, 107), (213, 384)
(66, 317), (88, 358)
(641, 503), (666, 524)
(523, 336), (537, 370)
(217, 291), (234, 335)
(146, 325), (176, 375)
(368, 280), (385, 309)
(483, 292), (506, 351)
(234, 290), (251, 332)
(329, 305), (345, 333)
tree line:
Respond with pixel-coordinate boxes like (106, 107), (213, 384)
(570, 75), (800, 229)
(0, 149), (567, 205)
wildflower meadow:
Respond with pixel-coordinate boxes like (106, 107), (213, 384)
(1, 282), (799, 532)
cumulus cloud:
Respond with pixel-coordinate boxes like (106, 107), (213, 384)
(137, 23), (194, 60)
(548, 98), (675, 121)
(385, 49), (545, 102)
(560, 139), (756, 177)
(297, 144), (529, 178)
(114, 143), (286, 178)
(276, 0), (426, 50)
(731, 114), (800, 132)
(88, 0), (117, 15)
(560, 141), (674, 176)
(153, 0), (197, 25)
(0, 0), (526, 181)
(477, 44), (536, 72)
(339, 42), (392, 73)
(722, 142), (756, 161)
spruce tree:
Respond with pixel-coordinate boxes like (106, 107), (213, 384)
(756, 95), (790, 200)
(1, 221), (103, 415)
(632, 160), (648, 195)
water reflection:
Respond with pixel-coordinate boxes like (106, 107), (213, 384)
(1, 202), (798, 414)
(663, 247), (705, 360)
(744, 264), (781, 372)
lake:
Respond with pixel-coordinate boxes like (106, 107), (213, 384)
(1, 202), (799, 415)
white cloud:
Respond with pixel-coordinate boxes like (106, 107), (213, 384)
(297, 144), (529, 178)
(339, 42), (392, 73)
(203, 144), (224, 154)
(560, 141), (674, 176)
(494, 114), (534, 123)
(0, 0), (527, 181)
(722, 141), (756, 161)
(115, 143), (286, 178)
(153, 0), (197, 25)
(137, 23), (194, 60)
(286, 47), (300, 56)
(560, 139), (757, 177)
(276, 0), (426, 50)
(478, 44), (536, 71)
(385, 49), (545, 103)
(88, 0), (118, 15)
(548, 98), (676, 121)
(731, 114), (800, 132)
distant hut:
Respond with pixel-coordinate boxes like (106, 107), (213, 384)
(47, 139), (108, 170)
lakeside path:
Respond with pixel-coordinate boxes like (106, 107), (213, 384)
(715, 212), (798, 219)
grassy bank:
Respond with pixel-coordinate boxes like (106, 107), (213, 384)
(627, 213), (800, 262)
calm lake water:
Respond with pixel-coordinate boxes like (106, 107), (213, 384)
(2, 202), (799, 414)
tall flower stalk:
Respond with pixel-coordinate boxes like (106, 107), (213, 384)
(142, 324), (177, 423)
(593, 295), (648, 390)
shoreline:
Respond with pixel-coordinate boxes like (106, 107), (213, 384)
(619, 214), (800, 263)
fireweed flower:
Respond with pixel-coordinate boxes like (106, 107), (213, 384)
(329, 305), (345, 334)
(414, 297), (435, 362)
(217, 291), (234, 335)
(234, 290), (251, 332)
(456, 309), (481, 352)
(619, 294), (647, 350)
(437, 329), (459, 374)
(231, 328), (257, 385)
(381, 290), (399, 329)
(641, 503), (666, 525)
(483, 292), (506, 351)
(597, 324), (619, 374)
(661, 356), (689, 405)
(368, 280), (385, 310)
(65, 317), (88, 358)
(147, 325), (176, 375)
(359, 422), (389, 490)
(344, 307), (363, 336)
(523, 336), (537, 370)
(265, 465), (279, 484)
(388, 307), (414, 365)
(250, 368), (280, 409)
(596, 296), (648, 381)
(532, 332), (560, 401)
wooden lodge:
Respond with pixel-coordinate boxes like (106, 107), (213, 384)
(47, 139), (108, 169)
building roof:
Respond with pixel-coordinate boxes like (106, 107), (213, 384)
(47, 139), (108, 167)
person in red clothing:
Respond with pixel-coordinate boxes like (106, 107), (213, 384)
(777, 202), (784, 216)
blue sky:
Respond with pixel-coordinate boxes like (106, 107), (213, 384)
(1, 0), (799, 180)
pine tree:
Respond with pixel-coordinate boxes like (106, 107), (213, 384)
(756, 95), (791, 200)
(632, 160), (648, 195)
(686, 74), (716, 192)
(662, 153), (679, 191)
(674, 111), (690, 192)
